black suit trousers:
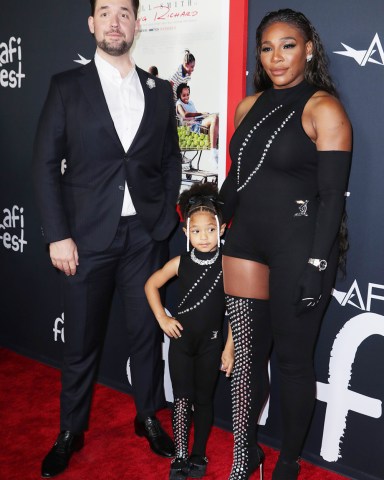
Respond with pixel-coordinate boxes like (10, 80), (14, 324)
(59, 216), (168, 433)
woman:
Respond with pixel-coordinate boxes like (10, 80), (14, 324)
(219, 9), (352, 480)
(169, 50), (196, 102)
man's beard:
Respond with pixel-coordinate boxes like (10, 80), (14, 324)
(97, 38), (132, 56)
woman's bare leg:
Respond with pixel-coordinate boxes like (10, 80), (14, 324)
(223, 255), (269, 299)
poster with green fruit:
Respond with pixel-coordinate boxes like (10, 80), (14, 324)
(177, 126), (210, 150)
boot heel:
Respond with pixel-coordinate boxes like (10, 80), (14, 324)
(254, 444), (264, 480)
(272, 458), (300, 480)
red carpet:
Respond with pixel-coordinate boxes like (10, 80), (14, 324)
(0, 347), (348, 479)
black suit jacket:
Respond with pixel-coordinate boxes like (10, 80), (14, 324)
(33, 61), (181, 251)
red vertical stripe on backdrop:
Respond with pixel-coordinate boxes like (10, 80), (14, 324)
(226, 0), (248, 174)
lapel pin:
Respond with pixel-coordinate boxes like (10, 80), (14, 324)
(146, 78), (156, 89)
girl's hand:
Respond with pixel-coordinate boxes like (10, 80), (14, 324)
(157, 314), (183, 339)
(220, 347), (234, 377)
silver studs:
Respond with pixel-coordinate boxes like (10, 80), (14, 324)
(236, 105), (283, 186)
(173, 397), (191, 459)
(237, 110), (296, 192)
(178, 271), (223, 315)
(226, 296), (259, 479)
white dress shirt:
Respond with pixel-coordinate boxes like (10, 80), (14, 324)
(94, 52), (145, 216)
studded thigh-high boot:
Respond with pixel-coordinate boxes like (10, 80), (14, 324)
(226, 295), (272, 480)
(170, 397), (192, 480)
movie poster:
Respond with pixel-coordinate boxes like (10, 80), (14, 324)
(132, 0), (230, 190)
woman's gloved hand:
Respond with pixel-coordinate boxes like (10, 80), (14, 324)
(293, 264), (324, 316)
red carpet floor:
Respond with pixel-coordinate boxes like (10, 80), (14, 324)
(0, 347), (349, 479)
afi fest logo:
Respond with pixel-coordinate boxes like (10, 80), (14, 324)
(0, 37), (25, 88)
(0, 205), (27, 252)
(53, 313), (65, 343)
(74, 54), (91, 66)
(316, 281), (384, 462)
(334, 33), (384, 66)
(255, 281), (384, 462)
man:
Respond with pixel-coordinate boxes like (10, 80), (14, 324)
(33, 0), (181, 477)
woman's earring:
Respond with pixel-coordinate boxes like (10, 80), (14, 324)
(306, 53), (313, 63)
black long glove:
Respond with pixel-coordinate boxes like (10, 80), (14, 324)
(218, 159), (238, 224)
(294, 151), (351, 315)
(294, 265), (324, 315)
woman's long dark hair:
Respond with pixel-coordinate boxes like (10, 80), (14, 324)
(338, 211), (349, 276)
(254, 9), (337, 97)
(254, 9), (349, 273)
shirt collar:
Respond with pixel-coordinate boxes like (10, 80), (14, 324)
(94, 51), (137, 84)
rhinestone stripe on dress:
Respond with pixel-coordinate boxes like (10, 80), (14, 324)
(178, 270), (223, 315)
(178, 266), (211, 308)
(237, 108), (296, 192)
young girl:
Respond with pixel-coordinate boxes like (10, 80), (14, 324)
(145, 183), (234, 480)
(176, 83), (219, 165)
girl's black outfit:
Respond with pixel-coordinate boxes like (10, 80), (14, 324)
(169, 248), (225, 470)
(219, 81), (351, 479)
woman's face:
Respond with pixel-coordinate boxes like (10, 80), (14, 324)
(184, 61), (195, 75)
(259, 21), (312, 89)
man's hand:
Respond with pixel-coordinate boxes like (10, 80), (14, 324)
(49, 238), (79, 276)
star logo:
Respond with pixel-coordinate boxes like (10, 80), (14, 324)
(332, 279), (384, 312)
(74, 53), (91, 65)
(334, 33), (384, 66)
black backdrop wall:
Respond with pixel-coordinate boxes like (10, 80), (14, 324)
(1, 1), (383, 479)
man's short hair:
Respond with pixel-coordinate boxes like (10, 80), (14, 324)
(90, 0), (140, 19)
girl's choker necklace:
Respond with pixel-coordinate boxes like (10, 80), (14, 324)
(190, 248), (219, 265)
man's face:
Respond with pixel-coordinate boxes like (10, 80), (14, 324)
(88, 0), (139, 57)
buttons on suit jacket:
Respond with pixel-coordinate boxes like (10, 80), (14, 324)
(118, 185), (124, 191)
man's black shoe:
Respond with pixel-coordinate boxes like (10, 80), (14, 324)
(134, 415), (175, 458)
(41, 431), (84, 478)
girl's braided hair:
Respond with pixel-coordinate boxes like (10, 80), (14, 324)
(178, 183), (223, 224)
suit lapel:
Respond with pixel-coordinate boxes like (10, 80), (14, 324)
(78, 62), (158, 154)
(78, 61), (123, 150)
(127, 66), (158, 155)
